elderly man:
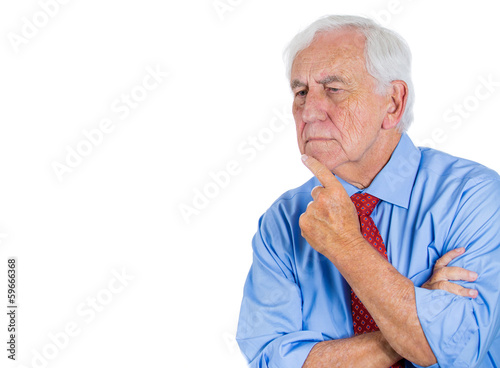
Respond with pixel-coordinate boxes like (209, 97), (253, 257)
(236, 15), (500, 368)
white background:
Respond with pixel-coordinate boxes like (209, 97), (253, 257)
(0, 0), (499, 367)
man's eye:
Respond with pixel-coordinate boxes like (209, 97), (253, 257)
(295, 90), (307, 97)
(328, 87), (341, 93)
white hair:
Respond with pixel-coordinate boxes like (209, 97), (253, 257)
(283, 15), (415, 132)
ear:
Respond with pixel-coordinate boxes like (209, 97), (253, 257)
(382, 80), (408, 130)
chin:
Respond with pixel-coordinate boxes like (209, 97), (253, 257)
(304, 141), (342, 168)
(307, 151), (340, 172)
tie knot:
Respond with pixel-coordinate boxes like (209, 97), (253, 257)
(350, 193), (379, 216)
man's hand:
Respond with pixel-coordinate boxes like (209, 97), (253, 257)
(422, 247), (479, 298)
(299, 154), (363, 256)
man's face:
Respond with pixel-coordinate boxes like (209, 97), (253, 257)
(291, 29), (390, 173)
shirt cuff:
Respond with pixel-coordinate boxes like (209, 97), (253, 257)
(237, 327), (325, 368)
(414, 286), (477, 368)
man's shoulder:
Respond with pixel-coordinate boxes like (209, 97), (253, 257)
(254, 178), (319, 252)
(418, 146), (500, 186)
(263, 176), (319, 220)
(276, 176), (319, 201)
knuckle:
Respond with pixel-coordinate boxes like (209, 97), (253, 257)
(434, 259), (446, 269)
(452, 285), (469, 298)
(433, 267), (446, 278)
(435, 281), (449, 290)
(425, 276), (436, 285)
(316, 191), (332, 205)
(316, 192), (325, 203)
(299, 213), (311, 231)
(451, 268), (467, 280)
(299, 213), (306, 226)
(460, 288), (471, 297)
(311, 185), (323, 197)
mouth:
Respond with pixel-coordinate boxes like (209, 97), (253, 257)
(306, 137), (334, 143)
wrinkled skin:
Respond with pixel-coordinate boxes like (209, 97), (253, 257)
(291, 29), (401, 188)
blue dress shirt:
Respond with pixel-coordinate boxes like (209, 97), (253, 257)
(236, 133), (500, 368)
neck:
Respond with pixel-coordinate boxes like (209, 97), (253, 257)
(334, 131), (402, 189)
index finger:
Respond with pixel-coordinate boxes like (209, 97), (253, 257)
(301, 154), (338, 188)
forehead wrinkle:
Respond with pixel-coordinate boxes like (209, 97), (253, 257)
(291, 54), (362, 90)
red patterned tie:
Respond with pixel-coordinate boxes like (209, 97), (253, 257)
(350, 193), (403, 368)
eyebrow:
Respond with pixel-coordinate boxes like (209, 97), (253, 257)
(290, 79), (306, 90)
(290, 75), (348, 90)
(318, 75), (348, 85)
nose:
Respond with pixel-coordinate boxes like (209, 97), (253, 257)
(302, 89), (328, 124)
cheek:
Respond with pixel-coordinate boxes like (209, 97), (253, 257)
(334, 99), (365, 136)
(295, 122), (306, 152)
(292, 102), (301, 121)
(292, 106), (305, 136)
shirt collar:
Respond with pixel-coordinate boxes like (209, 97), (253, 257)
(336, 133), (421, 209)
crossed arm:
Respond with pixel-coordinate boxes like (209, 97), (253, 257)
(302, 248), (477, 368)
(299, 156), (478, 367)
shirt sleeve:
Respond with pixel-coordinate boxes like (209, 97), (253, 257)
(236, 207), (325, 368)
(414, 176), (500, 368)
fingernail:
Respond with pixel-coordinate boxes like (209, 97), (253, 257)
(470, 271), (478, 280)
(469, 289), (478, 298)
(301, 154), (308, 162)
